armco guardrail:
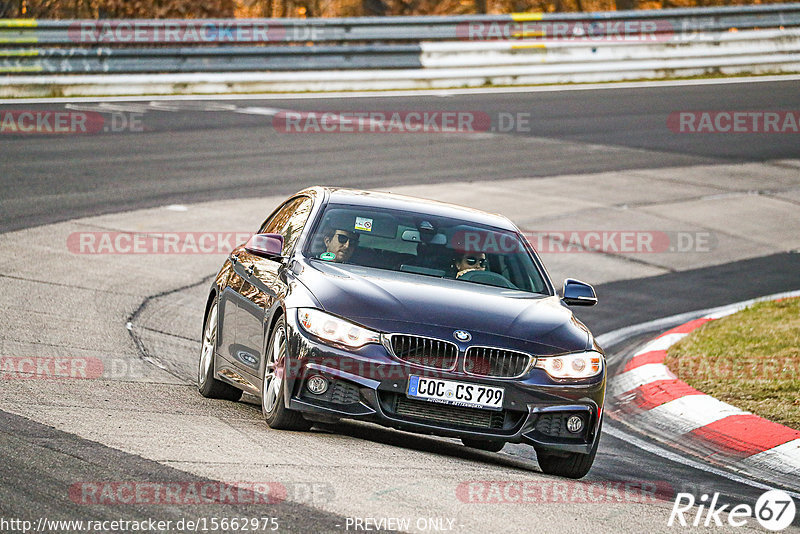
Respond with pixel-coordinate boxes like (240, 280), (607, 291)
(0, 4), (799, 95)
(0, 45), (424, 73)
(420, 29), (800, 67)
(2, 4), (800, 45)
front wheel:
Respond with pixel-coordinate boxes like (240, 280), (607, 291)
(198, 298), (242, 401)
(534, 422), (601, 479)
(261, 317), (311, 431)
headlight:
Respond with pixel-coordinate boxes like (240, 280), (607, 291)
(297, 308), (380, 348)
(534, 351), (603, 379)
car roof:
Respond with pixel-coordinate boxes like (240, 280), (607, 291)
(301, 187), (517, 231)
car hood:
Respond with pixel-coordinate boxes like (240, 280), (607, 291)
(295, 260), (591, 356)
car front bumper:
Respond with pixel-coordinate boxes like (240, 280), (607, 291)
(283, 311), (606, 455)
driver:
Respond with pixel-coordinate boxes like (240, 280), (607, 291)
(454, 252), (487, 278)
(322, 227), (360, 263)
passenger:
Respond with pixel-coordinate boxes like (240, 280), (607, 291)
(454, 252), (487, 278)
(322, 227), (360, 263)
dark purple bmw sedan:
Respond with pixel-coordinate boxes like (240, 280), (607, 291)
(199, 187), (605, 478)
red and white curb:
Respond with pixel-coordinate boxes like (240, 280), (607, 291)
(607, 291), (800, 482)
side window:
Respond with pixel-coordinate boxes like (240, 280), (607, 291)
(259, 201), (293, 235)
(281, 197), (313, 254)
(259, 197), (314, 255)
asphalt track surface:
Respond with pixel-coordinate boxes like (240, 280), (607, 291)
(2, 79), (799, 233)
(1, 80), (800, 532)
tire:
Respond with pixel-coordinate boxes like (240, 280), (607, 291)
(461, 438), (505, 452)
(534, 421), (601, 479)
(261, 317), (311, 431)
(198, 297), (243, 401)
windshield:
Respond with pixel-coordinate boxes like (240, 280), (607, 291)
(304, 204), (550, 295)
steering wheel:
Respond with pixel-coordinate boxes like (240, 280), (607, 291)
(458, 270), (517, 289)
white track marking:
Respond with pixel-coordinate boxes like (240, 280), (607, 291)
(629, 395), (746, 434)
(609, 363), (675, 397)
(737, 439), (800, 476)
(64, 102), (156, 113)
(233, 106), (284, 116)
(633, 332), (687, 355)
(603, 423), (800, 500)
(148, 101), (239, 112)
(704, 307), (745, 320)
(3, 75), (800, 105)
(598, 289), (800, 494)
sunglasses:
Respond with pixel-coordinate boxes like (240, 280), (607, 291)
(464, 257), (487, 267)
(335, 233), (359, 245)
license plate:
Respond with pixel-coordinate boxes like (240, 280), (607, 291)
(407, 375), (504, 411)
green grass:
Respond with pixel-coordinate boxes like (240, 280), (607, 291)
(664, 297), (800, 431)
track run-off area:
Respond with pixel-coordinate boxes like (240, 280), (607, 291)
(1, 77), (799, 533)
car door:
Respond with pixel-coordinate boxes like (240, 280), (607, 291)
(232, 196), (315, 381)
(217, 247), (246, 368)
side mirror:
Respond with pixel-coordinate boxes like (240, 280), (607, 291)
(562, 278), (597, 306)
(244, 233), (284, 259)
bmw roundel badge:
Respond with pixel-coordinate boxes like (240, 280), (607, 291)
(453, 330), (472, 342)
